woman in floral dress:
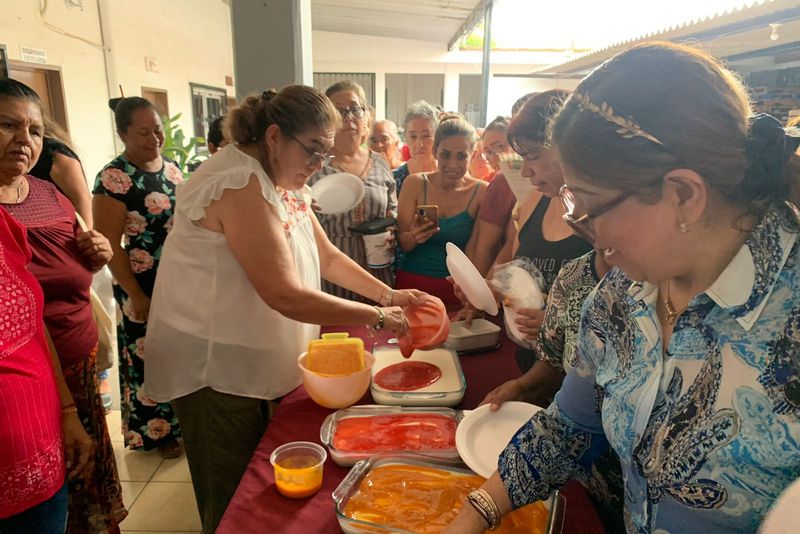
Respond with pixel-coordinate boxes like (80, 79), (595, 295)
(93, 97), (184, 457)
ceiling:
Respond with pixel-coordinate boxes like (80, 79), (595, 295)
(310, 0), (486, 47)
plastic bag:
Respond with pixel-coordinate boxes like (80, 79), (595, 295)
(490, 258), (546, 349)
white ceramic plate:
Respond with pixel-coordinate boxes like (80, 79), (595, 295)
(310, 173), (365, 214)
(455, 401), (542, 478)
(761, 477), (800, 533)
(445, 242), (498, 315)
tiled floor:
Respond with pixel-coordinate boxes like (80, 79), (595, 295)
(107, 410), (202, 533)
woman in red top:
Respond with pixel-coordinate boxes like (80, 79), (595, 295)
(0, 79), (124, 533)
(0, 202), (67, 531)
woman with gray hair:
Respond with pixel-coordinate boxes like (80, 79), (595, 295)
(393, 100), (439, 192)
(308, 80), (398, 300)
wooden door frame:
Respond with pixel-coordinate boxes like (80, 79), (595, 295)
(8, 59), (70, 133)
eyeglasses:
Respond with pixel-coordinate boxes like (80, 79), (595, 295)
(559, 176), (664, 243)
(289, 134), (334, 167)
(336, 106), (365, 119)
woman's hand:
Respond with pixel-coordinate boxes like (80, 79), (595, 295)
(514, 307), (545, 340)
(390, 289), (427, 308)
(385, 225), (397, 248)
(62, 411), (93, 480)
(129, 293), (151, 322)
(480, 378), (526, 411)
(455, 303), (483, 328)
(76, 229), (113, 272)
(381, 306), (409, 337)
(442, 503), (490, 534)
(408, 213), (438, 244)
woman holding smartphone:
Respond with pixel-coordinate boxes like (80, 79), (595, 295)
(396, 115), (487, 306)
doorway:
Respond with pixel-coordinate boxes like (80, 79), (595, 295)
(9, 61), (69, 132)
(141, 87), (170, 118)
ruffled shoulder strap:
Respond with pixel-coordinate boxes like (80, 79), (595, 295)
(177, 146), (286, 222)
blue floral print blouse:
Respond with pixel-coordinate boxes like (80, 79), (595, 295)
(499, 203), (800, 533)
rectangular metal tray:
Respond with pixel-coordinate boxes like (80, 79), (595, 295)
(320, 405), (463, 466)
(370, 345), (466, 407)
(333, 454), (564, 534)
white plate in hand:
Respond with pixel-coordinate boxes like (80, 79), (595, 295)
(310, 172), (365, 214)
(455, 401), (542, 478)
(445, 242), (498, 315)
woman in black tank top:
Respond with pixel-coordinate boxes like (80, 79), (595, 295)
(504, 91), (592, 372)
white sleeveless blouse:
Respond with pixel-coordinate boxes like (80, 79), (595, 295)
(144, 144), (321, 401)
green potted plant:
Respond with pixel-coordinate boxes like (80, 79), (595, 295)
(161, 113), (205, 177)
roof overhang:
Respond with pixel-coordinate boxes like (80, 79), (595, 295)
(537, 0), (800, 75)
(311, 0), (490, 48)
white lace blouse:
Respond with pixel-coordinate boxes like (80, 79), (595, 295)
(143, 144), (321, 402)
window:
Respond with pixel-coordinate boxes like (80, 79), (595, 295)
(190, 83), (228, 154)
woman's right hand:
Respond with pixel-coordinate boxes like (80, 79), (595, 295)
(130, 293), (151, 322)
(408, 213), (438, 244)
(480, 378), (526, 411)
(381, 306), (409, 337)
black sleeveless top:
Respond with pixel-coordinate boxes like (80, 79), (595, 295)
(515, 196), (592, 293)
(29, 138), (81, 195)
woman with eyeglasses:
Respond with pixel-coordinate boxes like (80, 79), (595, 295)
(307, 80), (397, 300)
(445, 42), (800, 534)
(142, 86), (422, 533)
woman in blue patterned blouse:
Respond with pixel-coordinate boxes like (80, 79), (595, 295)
(445, 41), (800, 534)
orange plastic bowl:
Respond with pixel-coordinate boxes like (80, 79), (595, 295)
(398, 296), (450, 358)
(297, 351), (374, 409)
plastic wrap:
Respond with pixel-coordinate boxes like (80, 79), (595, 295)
(491, 258), (546, 349)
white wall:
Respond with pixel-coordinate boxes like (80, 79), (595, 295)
(1, 0), (235, 179)
(312, 30), (578, 126)
(2, 0), (115, 179)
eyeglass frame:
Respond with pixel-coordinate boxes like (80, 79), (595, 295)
(335, 106), (366, 119)
(289, 134), (335, 167)
(559, 175), (665, 242)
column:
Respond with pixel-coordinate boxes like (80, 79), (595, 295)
(229, 0), (313, 98)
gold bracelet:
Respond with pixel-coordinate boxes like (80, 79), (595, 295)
(373, 306), (385, 330)
(467, 489), (501, 530)
(61, 406), (78, 415)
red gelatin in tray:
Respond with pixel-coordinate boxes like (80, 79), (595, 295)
(373, 361), (442, 391)
(332, 414), (456, 453)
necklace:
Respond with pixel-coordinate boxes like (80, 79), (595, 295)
(16, 179), (25, 203)
(662, 280), (689, 325)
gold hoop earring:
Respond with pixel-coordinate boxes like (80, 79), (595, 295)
(679, 221), (689, 233)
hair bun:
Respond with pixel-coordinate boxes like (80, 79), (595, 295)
(108, 97), (123, 111)
(438, 112), (463, 123)
(744, 113), (797, 202)
(261, 89), (278, 103)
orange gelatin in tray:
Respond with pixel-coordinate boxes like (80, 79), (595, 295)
(343, 464), (549, 533)
(332, 414), (456, 453)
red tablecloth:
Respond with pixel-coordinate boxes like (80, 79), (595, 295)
(217, 324), (605, 534)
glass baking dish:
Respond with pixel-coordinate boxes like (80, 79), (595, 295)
(370, 345), (466, 407)
(332, 454), (565, 534)
(319, 405), (464, 466)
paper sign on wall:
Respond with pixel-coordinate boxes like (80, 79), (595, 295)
(20, 46), (47, 64)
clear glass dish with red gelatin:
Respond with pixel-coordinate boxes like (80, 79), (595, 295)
(320, 405), (464, 466)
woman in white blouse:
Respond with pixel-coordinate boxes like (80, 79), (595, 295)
(143, 86), (422, 534)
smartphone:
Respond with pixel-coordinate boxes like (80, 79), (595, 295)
(417, 204), (439, 228)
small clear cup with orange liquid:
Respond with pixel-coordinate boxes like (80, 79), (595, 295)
(270, 441), (327, 498)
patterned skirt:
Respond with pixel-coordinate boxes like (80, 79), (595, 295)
(62, 347), (127, 533)
(113, 285), (181, 450)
